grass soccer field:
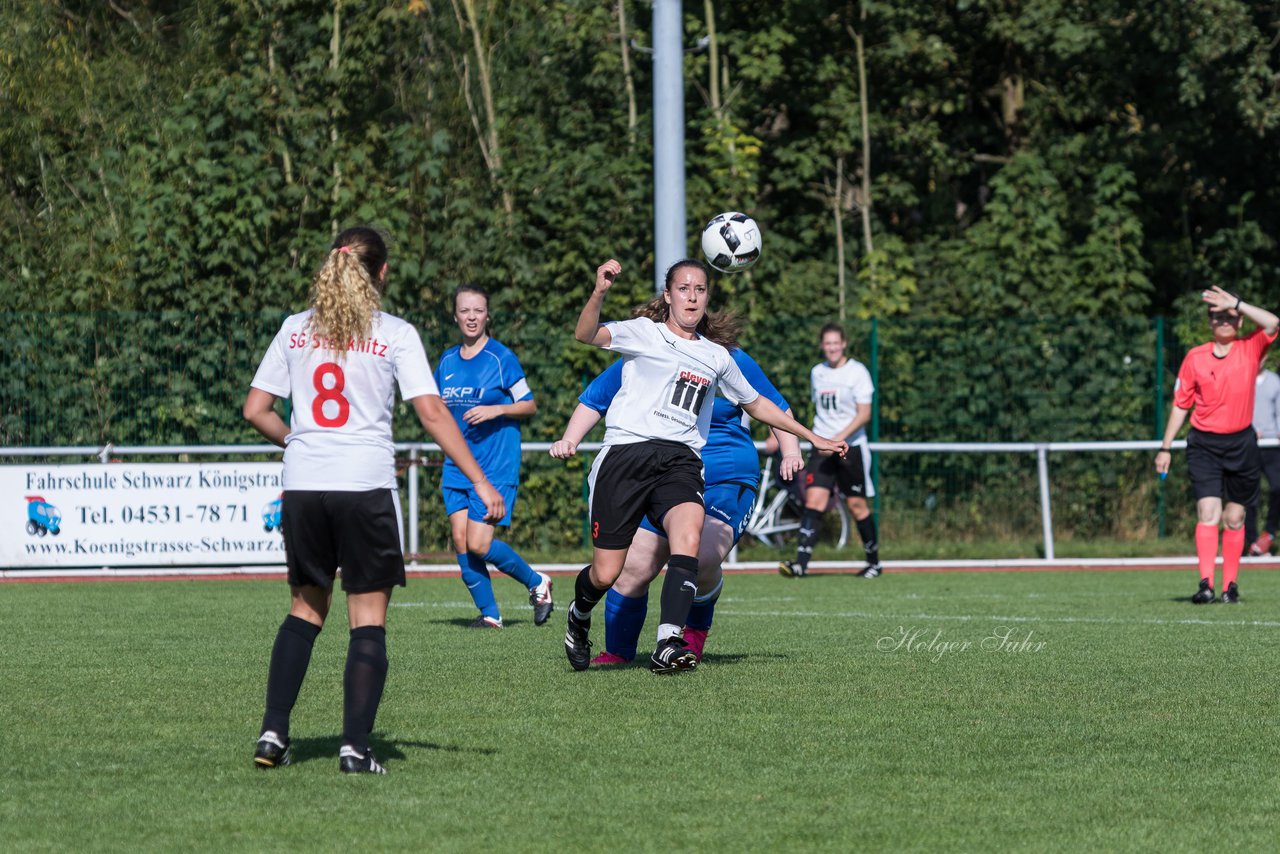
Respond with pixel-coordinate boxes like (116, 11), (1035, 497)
(4, 567), (1279, 852)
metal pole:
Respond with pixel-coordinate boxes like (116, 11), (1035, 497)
(652, 0), (686, 295)
(1037, 444), (1055, 560)
(408, 447), (419, 557)
(869, 317), (880, 514)
(1155, 316), (1166, 538)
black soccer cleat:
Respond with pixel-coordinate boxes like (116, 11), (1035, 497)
(339, 745), (387, 775)
(468, 615), (503, 629)
(1221, 581), (1241, 604)
(778, 560), (806, 578)
(530, 574), (554, 626)
(1191, 578), (1215, 604)
(253, 731), (291, 769)
(858, 562), (883, 579)
(649, 637), (698, 674)
(564, 610), (592, 671)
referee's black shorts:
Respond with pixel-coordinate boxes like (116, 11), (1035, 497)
(587, 440), (704, 550)
(1185, 426), (1261, 506)
(281, 489), (407, 593)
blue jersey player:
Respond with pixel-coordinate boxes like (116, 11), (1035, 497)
(549, 346), (802, 662)
(436, 285), (553, 628)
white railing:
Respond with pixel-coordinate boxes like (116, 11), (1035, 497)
(1, 438), (1237, 563)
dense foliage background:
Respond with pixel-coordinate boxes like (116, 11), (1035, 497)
(5, 1), (1280, 550)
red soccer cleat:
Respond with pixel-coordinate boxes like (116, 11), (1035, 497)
(1250, 531), (1274, 556)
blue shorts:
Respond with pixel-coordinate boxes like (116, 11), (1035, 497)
(442, 484), (517, 527)
(638, 480), (758, 544)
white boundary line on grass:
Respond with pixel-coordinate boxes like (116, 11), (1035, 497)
(4, 555), (1280, 580)
(716, 608), (1280, 629)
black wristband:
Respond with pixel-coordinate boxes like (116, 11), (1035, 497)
(1235, 297), (1242, 311)
(1159, 447), (1171, 452)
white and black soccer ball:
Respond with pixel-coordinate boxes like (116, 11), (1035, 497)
(700, 212), (761, 273)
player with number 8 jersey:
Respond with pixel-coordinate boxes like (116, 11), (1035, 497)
(244, 226), (502, 775)
(255, 311), (434, 491)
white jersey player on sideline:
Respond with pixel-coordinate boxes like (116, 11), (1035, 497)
(779, 321), (882, 579)
(244, 226), (502, 776)
(559, 257), (847, 674)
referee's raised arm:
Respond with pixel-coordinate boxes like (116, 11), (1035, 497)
(1203, 285), (1280, 337)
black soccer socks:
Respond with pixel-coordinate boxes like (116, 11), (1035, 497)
(342, 625), (388, 754)
(261, 614), (322, 739)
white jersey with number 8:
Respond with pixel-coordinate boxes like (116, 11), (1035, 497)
(251, 310), (439, 490)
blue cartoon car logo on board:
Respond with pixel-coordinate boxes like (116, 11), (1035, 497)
(262, 494), (283, 533)
(25, 495), (61, 536)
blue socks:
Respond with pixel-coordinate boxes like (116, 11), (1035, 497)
(484, 540), (539, 590)
(457, 553), (500, 620)
(459, 540), (539, 620)
(603, 589), (648, 661)
(601, 580), (721, 657)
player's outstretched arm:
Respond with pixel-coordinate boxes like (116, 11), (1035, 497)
(743, 396), (848, 457)
(773, 410), (805, 480)
(550, 404), (603, 459)
(575, 260), (621, 348)
(1204, 285), (1280, 336)
(243, 388), (289, 448)
(412, 394), (505, 522)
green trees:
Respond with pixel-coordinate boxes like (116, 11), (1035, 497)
(4, 0), (1280, 449)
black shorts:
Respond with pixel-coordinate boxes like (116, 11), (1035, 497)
(803, 439), (875, 498)
(1185, 427), (1260, 506)
(587, 440), (705, 550)
(281, 489), (407, 593)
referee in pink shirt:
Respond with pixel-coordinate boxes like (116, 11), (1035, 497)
(1156, 285), (1280, 604)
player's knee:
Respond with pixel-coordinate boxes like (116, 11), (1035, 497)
(465, 533), (494, 557)
(695, 572), (724, 600)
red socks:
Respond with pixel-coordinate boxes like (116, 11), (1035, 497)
(1195, 523), (1246, 589)
(1222, 527), (1245, 589)
(1195, 524), (1218, 583)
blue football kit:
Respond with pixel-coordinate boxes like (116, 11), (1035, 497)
(435, 338), (532, 491)
(435, 338), (543, 623)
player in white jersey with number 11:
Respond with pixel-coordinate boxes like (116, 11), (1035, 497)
(779, 321), (881, 579)
(563, 257), (847, 674)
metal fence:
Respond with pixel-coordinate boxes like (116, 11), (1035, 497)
(2, 437), (1211, 567)
(5, 311), (1208, 560)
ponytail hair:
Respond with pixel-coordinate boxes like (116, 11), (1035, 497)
(307, 226), (387, 352)
(630, 258), (744, 349)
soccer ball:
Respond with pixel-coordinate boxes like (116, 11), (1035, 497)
(700, 212), (761, 273)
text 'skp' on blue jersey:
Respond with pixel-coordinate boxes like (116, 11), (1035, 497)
(580, 348), (788, 488)
(434, 339), (533, 488)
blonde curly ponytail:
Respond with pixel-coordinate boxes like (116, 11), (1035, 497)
(306, 227), (388, 354)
